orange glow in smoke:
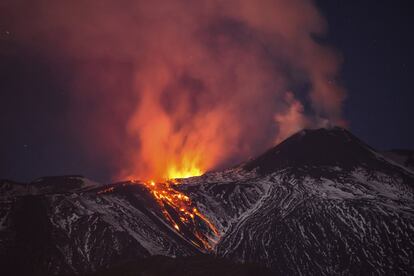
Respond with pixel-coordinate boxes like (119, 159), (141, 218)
(14, 0), (348, 194)
(167, 165), (203, 180)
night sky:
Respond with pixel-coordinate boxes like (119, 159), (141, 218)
(1, 0), (413, 182)
(317, 0), (414, 150)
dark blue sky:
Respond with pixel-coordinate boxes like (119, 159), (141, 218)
(1, 0), (413, 182)
(316, 0), (414, 150)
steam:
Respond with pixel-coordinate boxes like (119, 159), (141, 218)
(4, 0), (346, 180)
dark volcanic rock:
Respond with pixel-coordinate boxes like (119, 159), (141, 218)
(244, 127), (395, 174)
(87, 255), (272, 276)
(0, 179), (201, 275)
(183, 127), (414, 275)
(382, 149), (414, 171)
(1, 127), (414, 275)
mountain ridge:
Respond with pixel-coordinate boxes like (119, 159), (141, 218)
(1, 127), (413, 275)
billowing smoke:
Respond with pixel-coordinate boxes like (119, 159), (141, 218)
(3, 0), (346, 180)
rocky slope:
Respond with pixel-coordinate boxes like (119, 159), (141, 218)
(382, 149), (414, 171)
(182, 127), (414, 275)
(1, 127), (413, 275)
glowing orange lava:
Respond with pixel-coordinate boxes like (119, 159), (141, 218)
(137, 174), (219, 251)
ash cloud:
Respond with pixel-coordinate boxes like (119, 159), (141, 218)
(2, 0), (346, 180)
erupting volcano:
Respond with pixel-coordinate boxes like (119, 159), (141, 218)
(95, 172), (220, 251)
(1, 0), (414, 275)
(120, 147), (218, 250)
(99, 162), (219, 250)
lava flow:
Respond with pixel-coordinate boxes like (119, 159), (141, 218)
(137, 177), (219, 251)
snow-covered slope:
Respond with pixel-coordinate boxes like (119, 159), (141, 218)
(182, 127), (414, 275)
(1, 127), (413, 275)
(0, 178), (200, 275)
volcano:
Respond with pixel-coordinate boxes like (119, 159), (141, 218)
(1, 127), (413, 275)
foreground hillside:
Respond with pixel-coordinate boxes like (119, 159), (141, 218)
(1, 127), (413, 275)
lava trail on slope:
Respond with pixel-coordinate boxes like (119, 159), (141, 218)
(139, 179), (219, 250)
(97, 178), (220, 251)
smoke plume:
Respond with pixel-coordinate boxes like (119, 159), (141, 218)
(3, 0), (346, 180)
